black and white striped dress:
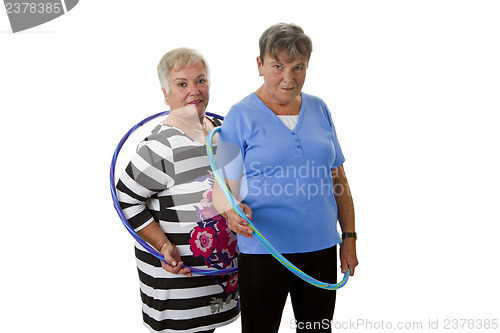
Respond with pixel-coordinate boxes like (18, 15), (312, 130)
(116, 119), (239, 333)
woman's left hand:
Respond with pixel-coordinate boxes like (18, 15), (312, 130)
(340, 238), (358, 276)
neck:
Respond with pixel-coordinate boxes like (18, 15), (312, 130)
(167, 105), (205, 125)
(255, 86), (301, 115)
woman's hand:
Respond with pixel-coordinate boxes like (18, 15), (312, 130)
(160, 244), (192, 277)
(340, 238), (358, 276)
(226, 203), (253, 238)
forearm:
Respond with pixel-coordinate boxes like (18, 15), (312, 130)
(137, 222), (171, 251)
(212, 179), (241, 218)
(138, 219), (191, 276)
(336, 190), (355, 233)
(332, 165), (358, 275)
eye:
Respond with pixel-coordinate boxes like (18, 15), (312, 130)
(178, 82), (187, 87)
(273, 65), (282, 70)
(295, 66), (304, 70)
(198, 78), (207, 84)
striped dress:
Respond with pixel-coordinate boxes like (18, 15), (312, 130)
(116, 118), (240, 333)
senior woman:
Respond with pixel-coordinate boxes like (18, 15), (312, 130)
(213, 23), (358, 332)
(116, 48), (239, 333)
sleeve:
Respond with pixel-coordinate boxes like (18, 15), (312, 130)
(322, 102), (345, 169)
(115, 137), (175, 231)
(216, 110), (246, 180)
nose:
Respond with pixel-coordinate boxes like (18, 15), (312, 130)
(281, 69), (293, 84)
(187, 81), (200, 95)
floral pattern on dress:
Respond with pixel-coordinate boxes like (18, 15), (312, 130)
(189, 225), (219, 259)
(225, 273), (239, 294)
(188, 171), (238, 270)
(188, 171), (240, 313)
(210, 273), (239, 314)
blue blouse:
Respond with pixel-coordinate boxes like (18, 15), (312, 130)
(217, 92), (345, 254)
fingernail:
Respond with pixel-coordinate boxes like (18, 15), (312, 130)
(172, 261), (177, 266)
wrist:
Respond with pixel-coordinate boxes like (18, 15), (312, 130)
(158, 240), (175, 252)
(222, 200), (239, 219)
(225, 209), (239, 218)
(341, 232), (357, 240)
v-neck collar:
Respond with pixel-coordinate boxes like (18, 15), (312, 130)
(251, 92), (305, 133)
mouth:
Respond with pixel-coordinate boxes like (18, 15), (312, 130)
(188, 99), (203, 105)
(281, 87), (296, 91)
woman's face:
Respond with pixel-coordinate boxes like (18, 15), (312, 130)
(163, 62), (209, 114)
(257, 50), (307, 106)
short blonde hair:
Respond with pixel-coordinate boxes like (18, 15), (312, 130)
(157, 47), (210, 93)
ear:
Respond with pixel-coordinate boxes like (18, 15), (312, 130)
(162, 88), (168, 104)
(256, 56), (263, 76)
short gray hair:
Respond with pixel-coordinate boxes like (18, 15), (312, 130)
(157, 47), (210, 93)
(259, 23), (313, 65)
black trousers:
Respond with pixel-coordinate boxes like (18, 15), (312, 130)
(239, 246), (337, 333)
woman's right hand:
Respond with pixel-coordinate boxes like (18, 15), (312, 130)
(226, 203), (253, 238)
(160, 244), (193, 277)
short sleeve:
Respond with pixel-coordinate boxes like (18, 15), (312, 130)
(322, 103), (345, 169)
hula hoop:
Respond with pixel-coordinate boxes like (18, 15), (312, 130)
(111, 111), (350, 287)
(110, 110), (237, 275)
(206, 127), (350, 290)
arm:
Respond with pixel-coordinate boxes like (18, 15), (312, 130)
(332, 164), (358, 276)
(212, 179), (253, 238)
(137, 222), (192, 277)
(116, 140), (191, 276)
(211, 116), (253, 238)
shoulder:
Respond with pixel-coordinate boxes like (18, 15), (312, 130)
(222, 93), (264, 133)
(225, 93), (264, 121)
(301, 92), (334, 126)
(302, 92), (327, 108)
(210, 116), (223, 127)
(138, 123), (188, 151)
(234, 93), (261, 110)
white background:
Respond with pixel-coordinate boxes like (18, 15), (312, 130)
(1, 1), (499, 332)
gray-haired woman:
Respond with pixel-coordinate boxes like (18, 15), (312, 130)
(213, 23), (358, 332)
(116, 47), (239, 333)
